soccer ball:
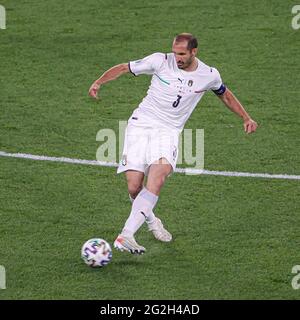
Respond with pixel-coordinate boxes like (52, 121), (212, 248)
(81, 238), (112, 267)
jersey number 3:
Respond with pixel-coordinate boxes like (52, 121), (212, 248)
(172, 95), (182, 108)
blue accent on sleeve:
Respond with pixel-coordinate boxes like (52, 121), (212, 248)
(212, 84), (226, 95)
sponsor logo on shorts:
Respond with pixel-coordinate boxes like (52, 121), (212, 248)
(173, 146), (177, 161)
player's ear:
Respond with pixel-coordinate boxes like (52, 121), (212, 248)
(192, 48), (198, 56)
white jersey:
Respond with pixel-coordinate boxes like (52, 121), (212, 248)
(128, 52), (225, 132)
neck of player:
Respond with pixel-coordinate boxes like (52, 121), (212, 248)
(184, 58), (198, 72)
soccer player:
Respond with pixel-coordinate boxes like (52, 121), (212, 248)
(89, 33), (258, 254)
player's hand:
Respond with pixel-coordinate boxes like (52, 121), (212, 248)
(89, 82), (101, 100)
(244, 118), (258, 134)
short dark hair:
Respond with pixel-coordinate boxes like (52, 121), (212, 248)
(174, 33), (198, 51)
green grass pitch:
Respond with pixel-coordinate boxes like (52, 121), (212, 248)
(0, 0), (300, 299)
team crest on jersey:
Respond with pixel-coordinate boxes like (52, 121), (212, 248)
(188, 80), (193, 87)
(121, 155), (127, 166)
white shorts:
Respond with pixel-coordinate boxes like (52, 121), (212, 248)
(117, 122), (179, 176)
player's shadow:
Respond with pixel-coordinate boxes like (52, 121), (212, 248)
(112, 256), (148, 266)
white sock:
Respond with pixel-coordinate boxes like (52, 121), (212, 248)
(129, 194), (156, 225)
(122, 188), (158, 237)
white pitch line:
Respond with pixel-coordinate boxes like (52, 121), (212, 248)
(0, 150), (299, 181)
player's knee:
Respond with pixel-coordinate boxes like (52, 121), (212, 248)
(156, 175), (167, 189)
(146, 175), (166, 195)
(154, 168), (171, 185)
(127, 183), (143, 199)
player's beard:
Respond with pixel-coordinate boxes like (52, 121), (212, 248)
(177, 55), (194, 70)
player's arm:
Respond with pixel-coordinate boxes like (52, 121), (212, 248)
(216, 88), (258, 134)
(89, 63), (129, 99)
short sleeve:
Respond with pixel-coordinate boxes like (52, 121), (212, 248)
(210, 67), (226, 95)
(128, 52), (165, 76)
